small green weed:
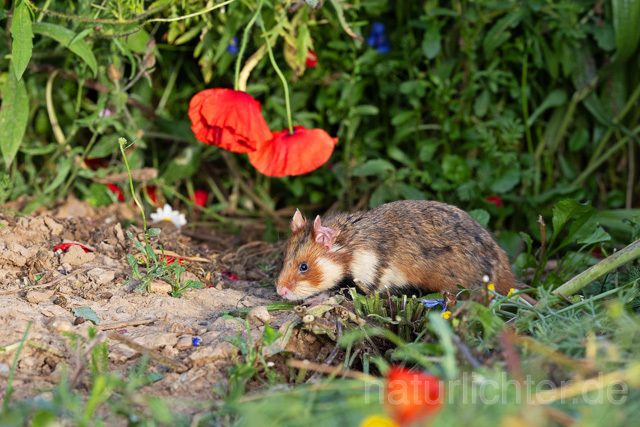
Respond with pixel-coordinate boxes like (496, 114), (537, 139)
(118, 137), (203, 296)
(217, 319), (283, 402)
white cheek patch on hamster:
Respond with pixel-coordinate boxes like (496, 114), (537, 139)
(276, 200), (527, 303)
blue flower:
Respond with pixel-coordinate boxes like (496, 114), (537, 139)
(421, 298), (447, 313)
(227, 37), (238, 54)
(192, 337), (202, 347)
(366, 22), (390, 54)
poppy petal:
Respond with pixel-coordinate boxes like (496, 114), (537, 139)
(248, 126), (337, 177)
(384, 366), (444, 426)
(188, 89), (272, 153)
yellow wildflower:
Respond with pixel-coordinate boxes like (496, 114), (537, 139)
(441, 311), (451, 319)
(507, 288), (515, 296)
(487, 283), (495, 291)
(360, 415), (399, 427)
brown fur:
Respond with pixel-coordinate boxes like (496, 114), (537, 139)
(276, 200), (521, 301)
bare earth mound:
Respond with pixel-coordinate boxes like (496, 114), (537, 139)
(0, 198), (326, 412)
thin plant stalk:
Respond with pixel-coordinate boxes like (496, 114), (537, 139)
(547, 238), (640, 300)
(259, 18), (294, 133)
(118, 138), (150, 249)
(2, 322), (32, 411)
(234, 0), (265, 91)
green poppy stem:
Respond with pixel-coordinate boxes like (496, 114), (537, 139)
(234, 0), (265, 92)
(259, 19), (294, 134)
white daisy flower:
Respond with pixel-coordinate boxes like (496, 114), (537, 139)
(150, 204), (187, 229)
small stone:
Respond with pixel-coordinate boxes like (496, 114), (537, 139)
(74, 317), (86, 325)
(26, 289), (55, 304)
(162, 346), (179, 359)
(176, 335), (193, 350)
(149, 280), (172, 294)
(99, 292), (113, 299)
(186, 341), (236, 367)
(116, 306), (127, 313)
(60, 244), (95, 267)
(53, 295), (67, 306)
(50, 318), (73, 333)
(44, 216), (64, 235)
(87, 268), (115, 286)
(247, 306), (270, 326)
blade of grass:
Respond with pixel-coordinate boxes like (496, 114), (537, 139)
(2, 321), (32, 412)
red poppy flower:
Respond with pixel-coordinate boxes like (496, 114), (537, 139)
(84, 157), (109, 170)
(384, 366), (444, 426)
(192, 189), (209, 208)
(53, 243), (92, 254)
(145, 185), (159, 206)
(248, 126), (337, 177)
(305, 49), (317, 67)
(188, 88), (272, 153)
(486, 195), (503, 207)
(107, 183), (125, 202)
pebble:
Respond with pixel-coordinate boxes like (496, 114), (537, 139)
(247, 306), (270, 326)
(26, 289), (55, 304)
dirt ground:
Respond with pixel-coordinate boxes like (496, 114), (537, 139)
(0, 197), (328, 410)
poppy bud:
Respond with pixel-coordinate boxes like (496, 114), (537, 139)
(108, 64), (121, 81)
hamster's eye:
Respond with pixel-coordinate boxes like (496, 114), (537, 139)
(298, 262), (309, 273)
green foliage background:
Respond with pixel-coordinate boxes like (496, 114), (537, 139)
(1, 0), (640, 242)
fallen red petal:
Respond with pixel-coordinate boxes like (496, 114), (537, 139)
(53, 243), (92, 253)
(221, 270), (238, 281)
(159, 255), (184, 265)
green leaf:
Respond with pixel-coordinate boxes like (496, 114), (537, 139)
(483, 9), (525, 57)
(88, 136), (120, 158)
(550, 199), (595, 251)
(72, 306), (100, 325)
(147, 228), (162, 237)
(369, 184), (396, 208)
(469, 209), (490, 228)
(161, 146), (200, 184)
(577, 226), (611, 246)
(395, 183), (424, 200)
(351, 105), (379, 116)
(183, 280), (203, 290)
(261, 323), (281, 346)
(0, 69), (29, 168)
(527, 89), (567, 126)
(569, 129), (590, 152)
(489, 167), (521, 193)
(32, 23), (98, 77)
(123, 29), (151, 53)
(421, 26), (441, 59)
(351, 159), (395, 177)
(441, 154), (470, 183)
(592, 21), (616, 51)
(11, 1), (33, 81)
(474, 89), (490, 118)
(612, 0), (640, 62)
(44, 148), (81, 193)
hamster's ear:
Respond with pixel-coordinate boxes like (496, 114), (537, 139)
(313, 215), (340, 251)
(291, 209), (306, 233)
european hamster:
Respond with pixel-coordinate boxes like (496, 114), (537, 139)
(276, 200), (526, 302)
